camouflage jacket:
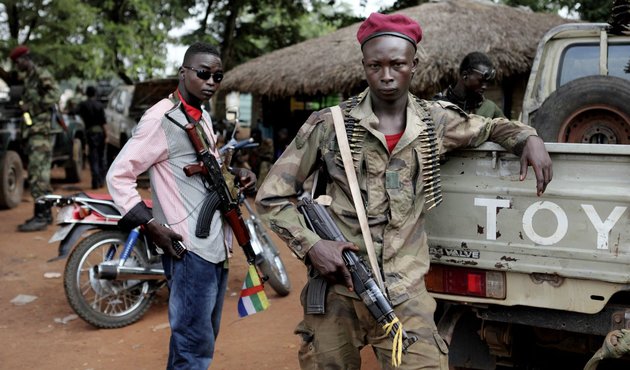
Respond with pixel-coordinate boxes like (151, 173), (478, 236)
(434, 87), (505, 119)
(21, 67), (60, 136)
(255, 89), (536, 306)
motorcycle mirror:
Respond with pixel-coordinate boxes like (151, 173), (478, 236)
(225, 106), (240, 141)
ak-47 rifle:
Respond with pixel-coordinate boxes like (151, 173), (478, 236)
(297, 196), (418, 365)
(182, 123), (256, 263)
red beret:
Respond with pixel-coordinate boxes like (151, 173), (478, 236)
(357, 13), (422, 49)
(9, 45), (29, 61)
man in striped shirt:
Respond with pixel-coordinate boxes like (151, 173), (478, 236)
(107, 42), (255, 369)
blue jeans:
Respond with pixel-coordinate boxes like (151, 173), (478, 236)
(162, 251), (228, 370)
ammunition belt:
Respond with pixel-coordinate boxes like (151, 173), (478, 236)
(334, 93), (442, 211)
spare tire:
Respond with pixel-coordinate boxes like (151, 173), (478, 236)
(530, 75), (630, 144)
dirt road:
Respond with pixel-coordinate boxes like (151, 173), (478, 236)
(0, 167), (378, 370)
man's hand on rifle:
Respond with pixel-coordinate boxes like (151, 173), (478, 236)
(231, 167), (257, 191)
(307, 240), (360, 292)
(145, 222), (185, 259)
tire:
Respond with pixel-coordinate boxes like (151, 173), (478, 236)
(64, 138), (83, 183)
(530, 76), (630, 144)
(0, 151), (24, 209)
(63, 230), (156, 329)
(248, 219), (291, 296)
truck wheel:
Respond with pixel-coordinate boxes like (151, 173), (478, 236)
(0, 150), (24, 209)
(530, 76), (630, 144)
(65, 138), (83, 183)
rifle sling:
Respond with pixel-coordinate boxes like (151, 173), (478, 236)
(330, 105), (386, 293)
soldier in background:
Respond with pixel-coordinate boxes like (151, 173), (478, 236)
(77, 85), (107, 189)
(65, 83), (85, 114)
(434, 51), (505, 119)
(11, 45), (61, 232)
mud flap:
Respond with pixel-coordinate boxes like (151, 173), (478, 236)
(47, 224), (97, 262)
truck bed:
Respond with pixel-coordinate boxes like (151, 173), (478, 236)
(426, 142), (630, 314)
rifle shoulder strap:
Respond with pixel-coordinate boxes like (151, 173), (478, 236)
(330, 105), (386, 293)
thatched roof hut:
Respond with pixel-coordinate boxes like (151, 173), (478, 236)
(221, 0), (569, 98)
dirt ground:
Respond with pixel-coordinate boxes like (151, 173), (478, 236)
(0, 166), (379, 370)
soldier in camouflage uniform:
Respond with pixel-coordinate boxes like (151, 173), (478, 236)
(10, 46), (61, 232)
(255, 13), (552, 370)
(434, 51), (505, 119)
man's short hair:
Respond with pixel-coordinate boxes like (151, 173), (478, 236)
(85, 86), (97, 97)
(183, 42), (220, 65)
(460, 52), (493, 74)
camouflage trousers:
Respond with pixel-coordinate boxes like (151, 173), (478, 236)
(296, 285), (449, 370)
(26, 134), (53, 199)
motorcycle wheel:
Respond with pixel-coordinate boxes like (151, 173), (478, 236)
(63, 230), (157, 329)
(248, 219), (291, 297)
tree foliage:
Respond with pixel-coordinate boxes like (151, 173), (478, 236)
(501, 0), (615, 22)
(0, 0), (360, 83)
(389, 0), (614, 22)
(0, 0), (97, 80)
(0, 0), (195, 83)
(0, 0), (619, 85)
(179, 0), (357, 72)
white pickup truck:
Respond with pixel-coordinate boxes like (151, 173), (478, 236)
(427, 22), (630, 370)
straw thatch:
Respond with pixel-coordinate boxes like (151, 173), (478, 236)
(220, 0), (570, 98)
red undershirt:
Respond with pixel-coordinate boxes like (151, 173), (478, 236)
(177, 89), (202, 122)
(385, 131), (404, 152)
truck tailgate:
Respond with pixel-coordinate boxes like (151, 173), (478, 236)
(426, 143), (630, 312)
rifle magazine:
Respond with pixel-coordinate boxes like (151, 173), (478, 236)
(196, 193), (221, 238)
(305, 274), (328, 315)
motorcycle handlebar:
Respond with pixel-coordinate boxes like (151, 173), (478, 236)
(219, 138), (259, 155)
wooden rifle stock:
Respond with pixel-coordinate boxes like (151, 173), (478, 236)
(184, 124), (206, 153)
(183, 162), (206, 177)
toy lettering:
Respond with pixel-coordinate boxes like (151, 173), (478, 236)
(474, 198), (627, 250)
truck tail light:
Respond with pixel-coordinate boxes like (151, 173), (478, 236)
(426, 265), (506, 299)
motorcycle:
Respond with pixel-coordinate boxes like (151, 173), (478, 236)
(220, 135), (291, 297)
(41, 193), (165, 329)
(240, 191), (291, 296)
(41, 138), (291, 329)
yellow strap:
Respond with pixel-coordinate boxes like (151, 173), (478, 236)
(383, 317), (404, 367)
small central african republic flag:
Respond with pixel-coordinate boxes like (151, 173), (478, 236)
(237, 265), (270, 317)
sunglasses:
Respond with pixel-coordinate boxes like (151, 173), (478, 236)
(182, 66), (224, 82)
(470, 67), (496, 81)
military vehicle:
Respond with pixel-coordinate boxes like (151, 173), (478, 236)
(104, 78), (178, 166)
(428, 20), (630, 370)
(0, 82), (85, 209)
